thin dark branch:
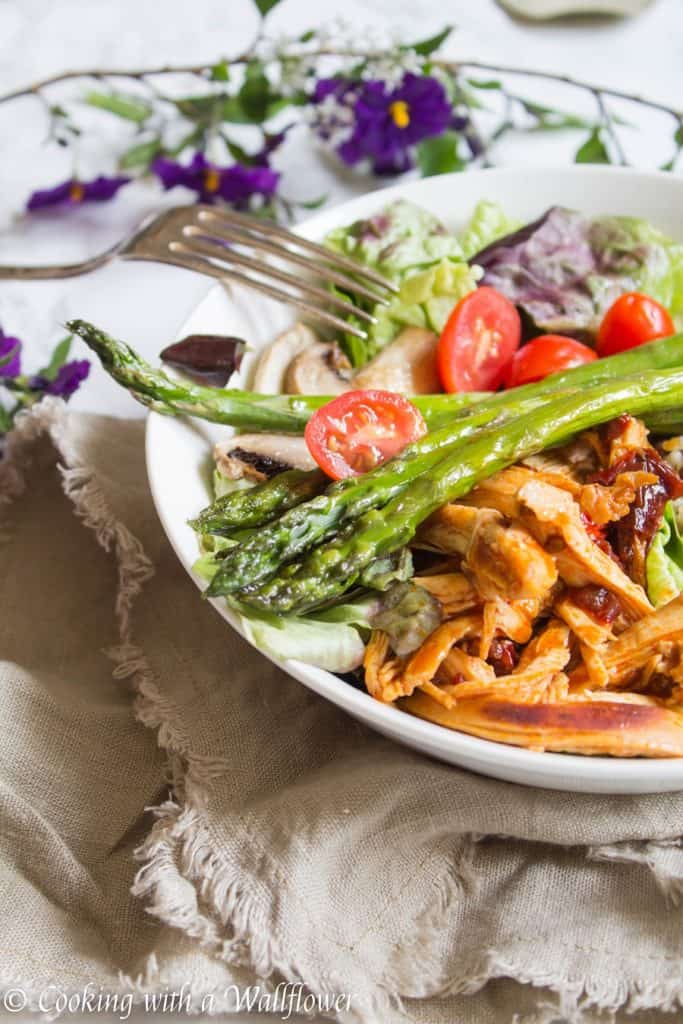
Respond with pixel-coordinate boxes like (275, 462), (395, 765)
(0, 58), (251, 103)
(450, 59), (682, 122)
(0, 50), (680, 125)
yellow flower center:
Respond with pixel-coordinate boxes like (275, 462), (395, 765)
(203, 168), (221, 193)
(69, 182), (85, 202)
(389, 100), (411, 129)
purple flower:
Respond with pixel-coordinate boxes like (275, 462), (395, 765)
(46, 359), (90, 398)
(312, 73), (452, 175)
(0, 332), (21, 377)
(29, 359), (90, 399)
(253, 130), (288, 167)
(27, 175), (130, 211)
(151, 153), (279, 207)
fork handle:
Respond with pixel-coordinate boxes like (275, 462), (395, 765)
(0, 250), (114, 280)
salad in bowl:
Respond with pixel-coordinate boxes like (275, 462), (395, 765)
(70, 175), (683, 764)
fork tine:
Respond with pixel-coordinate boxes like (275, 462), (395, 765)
(196, 206), (400, 294)
(163, 248), (369, 339)
(184, 222), (391, 307)
(173, 237), (377, 325)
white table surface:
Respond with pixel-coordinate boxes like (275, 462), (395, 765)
(1, 0), (679, 1020)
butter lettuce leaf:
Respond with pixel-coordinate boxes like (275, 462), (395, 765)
(646, 501), (683, 607)
(213, 468), (254, 499)
(460, 200), (522, 260)
(324, 199), (477, 366)
(236, 595), (379, 673)
(362, 259), (480, 357)
(325, 199), (464, 278)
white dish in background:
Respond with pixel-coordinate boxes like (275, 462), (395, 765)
(146, 165), (683, 793)
(498, 0), (651, 18)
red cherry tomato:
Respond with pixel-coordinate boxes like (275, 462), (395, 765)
(437, 286), (521, 393)
(504, 335), (597, 388)
(596, 292), (675, 357)
(304, 389), (427, 480)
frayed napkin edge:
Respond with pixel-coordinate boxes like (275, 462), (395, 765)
(4, 401), (683, 1024)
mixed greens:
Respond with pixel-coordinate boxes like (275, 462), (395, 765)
(475, 207), (683, 338)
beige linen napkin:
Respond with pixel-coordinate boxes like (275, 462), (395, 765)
(2, 399), (683, 1024)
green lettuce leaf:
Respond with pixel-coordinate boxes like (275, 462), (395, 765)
(324, 200), (478, 366)
(235, 595), (379, 673)
(213, 468), (254, 499)
(364, 259), (480, 354)
(325, 199), (465, 277)
(460, 200), (522, 260)
(192, 533), (238, 582)
(646, 501), (683, 607)
(589, 216), (683, 329)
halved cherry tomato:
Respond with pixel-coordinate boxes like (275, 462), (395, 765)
(304, 389), (427, 480)
(504, 335), (597, 388)
(437, 286), (521, 392)
(596, 292), (675, 357)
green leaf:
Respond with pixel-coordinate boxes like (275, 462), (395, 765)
(84, 90), (152, 123)
(298, 28), (315, 42)
(210, 60), (230, 82)
(254, 0), (282, 14)
(0, 403), (14, 433)
(177, 67), (288, 127)
(575, 127), (611, 164)
(416, 131), (464, 176)
(298, 194), (328, 210)
(238, 61), (274, 122)
(38, 336), (72, 381)
(408, 25), (453, 57)
(119, 137), (162, 170)
(519, 97), (593, 132)
(174, 93), (228, 121)
(467, 77), (502, 90)
(222, 135), (252, 163)
(661, 124), (683, 171)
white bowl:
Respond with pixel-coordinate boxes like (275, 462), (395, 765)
(146, 165), (683, 793)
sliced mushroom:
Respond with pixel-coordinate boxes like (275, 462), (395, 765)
(284, 341), (351, 395)
(214, 434), (316, 483)
(252, 323), (320, 394)
(353, 327), (440, 394)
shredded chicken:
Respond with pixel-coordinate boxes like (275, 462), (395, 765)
(608, 415), (651, 465)
(402, 689), (683, 757)
(413, 573), (479, 616)
(419, 504), (557, 603)
(570, 595), (683, 691)
(360, 416), (683, 758)
(517, 479), (653, 619)
(579, 471), (658, 526)
(463, 465), (579, 519)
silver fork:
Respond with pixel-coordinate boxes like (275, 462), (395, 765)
(0, 204), (398, 340)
